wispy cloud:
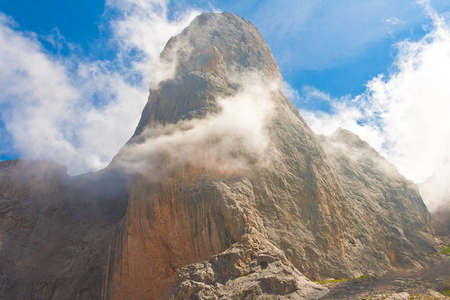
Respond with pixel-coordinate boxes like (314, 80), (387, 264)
(0, 1), (200, 175)
(419, 156), (450, 211)
(282, 81), (299, 102)
(105, 0), (199, 81)
(300, 86), (334, 104)
(252, 0), (434, 71)
(116, 72), (277, 180)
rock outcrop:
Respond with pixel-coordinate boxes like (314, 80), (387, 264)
(173, 232), (328, 299)
(0, 12), (437, 300)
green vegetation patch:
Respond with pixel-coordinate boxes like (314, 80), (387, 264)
(315, 274), (369, 284)
(427, 243), (450, 256)
(439, 290), (450, 296)
(441, 245), (450, 255)
(315, 278), (350, 284)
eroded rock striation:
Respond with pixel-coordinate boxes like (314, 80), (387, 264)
(0, 12), (437, 300)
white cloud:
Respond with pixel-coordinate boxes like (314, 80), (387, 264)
(419, 155), (450, 211)
(384, 17), (404, 37)
(283, 81), (299, 102)
(0, 13), (80, 164)
(106, 0), (199, 81)
(0, 1), (200, 175)
(302, 9), (450, 210)
(300, 86), (333, 104)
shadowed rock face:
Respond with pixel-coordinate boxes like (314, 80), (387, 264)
(0, 12), (436, 300)
(430, 204), (450, 236)
(0, 159), (128, 299)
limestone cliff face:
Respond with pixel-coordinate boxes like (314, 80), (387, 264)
(105, 12), (435, 299)
(0, 12), (437, 300)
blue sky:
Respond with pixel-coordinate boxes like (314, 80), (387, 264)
(0, 0), (450, 210)
(0, 0), (440, 98)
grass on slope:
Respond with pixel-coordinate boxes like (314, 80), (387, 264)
(315, 274), (369, 284)
(427, 242), (450, 256)
(441, 244), (450, 255)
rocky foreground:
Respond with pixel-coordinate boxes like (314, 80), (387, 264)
(323, 250), (450, 299)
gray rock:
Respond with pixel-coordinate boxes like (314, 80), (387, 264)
(171, 233), (328, 299)
(393, 280), (406, 286)
(386, 292), (410, 300)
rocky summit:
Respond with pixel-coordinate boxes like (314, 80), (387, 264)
(0, 12), (441, 300)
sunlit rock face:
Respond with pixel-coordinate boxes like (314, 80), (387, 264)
(0, 12), (436, 300)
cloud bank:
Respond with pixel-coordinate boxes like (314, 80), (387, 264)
(0, 1), (198, 175)
(301, 3), (450, 211)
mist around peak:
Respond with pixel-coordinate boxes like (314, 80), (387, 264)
(114, 71), (278, 180)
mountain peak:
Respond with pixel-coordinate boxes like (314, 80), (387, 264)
(158, 12), (281, 81)
(133, 12), (283, 136)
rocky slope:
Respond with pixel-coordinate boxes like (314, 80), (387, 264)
(0, 159), (128, 299)
(0, 12), (437, 300)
